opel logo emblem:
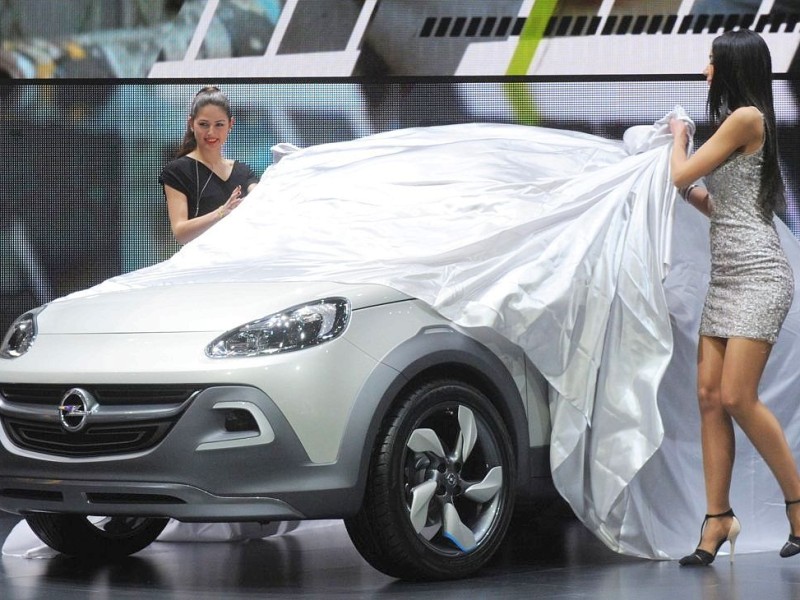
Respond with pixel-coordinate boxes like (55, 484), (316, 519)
(58, 388), (96, 433)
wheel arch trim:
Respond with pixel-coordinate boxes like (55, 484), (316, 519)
(337, 326), (530, 513)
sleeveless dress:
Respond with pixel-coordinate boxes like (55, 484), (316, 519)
(700, 146), (794, 344)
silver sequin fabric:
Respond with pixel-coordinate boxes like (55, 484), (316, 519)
(700, 147), (794, 344)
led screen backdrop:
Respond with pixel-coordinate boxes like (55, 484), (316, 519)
(1, 80), (799, 334)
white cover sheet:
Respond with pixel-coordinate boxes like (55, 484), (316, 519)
(10, 112), (800, 560)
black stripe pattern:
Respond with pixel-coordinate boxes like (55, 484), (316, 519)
(419, 13), (799, 38)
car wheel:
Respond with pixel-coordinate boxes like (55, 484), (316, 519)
(24, 514), (169, 559)
(345, 378), (516, 580)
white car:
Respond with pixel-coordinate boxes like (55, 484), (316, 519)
(0, 277), (551, 581)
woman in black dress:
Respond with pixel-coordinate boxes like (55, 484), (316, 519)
(160, 86), (260, 244)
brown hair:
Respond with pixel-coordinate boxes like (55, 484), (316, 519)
(175, 86), (233, 157)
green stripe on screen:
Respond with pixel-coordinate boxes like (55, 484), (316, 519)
(506, 0), (559, 75)
(505, 0), (559, 124)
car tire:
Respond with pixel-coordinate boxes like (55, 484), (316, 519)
(25, 514), (169, 559)
(345, 378), (516, 581)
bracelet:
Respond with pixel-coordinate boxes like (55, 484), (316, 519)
(680, 183), (698, 201)
(216, 206), (227, 220)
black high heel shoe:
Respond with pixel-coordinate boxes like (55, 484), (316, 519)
(780, 499), (800, 558)
(679, 508), (741, 566)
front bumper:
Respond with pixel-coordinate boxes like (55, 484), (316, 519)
(0, 384), (375, 520)
(0, 477), (305, 522)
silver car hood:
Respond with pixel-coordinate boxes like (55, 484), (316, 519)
(37, 282), (411, 334)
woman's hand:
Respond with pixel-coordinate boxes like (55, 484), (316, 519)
(217, 185), (243, 219)
(669, 118), (689, 144)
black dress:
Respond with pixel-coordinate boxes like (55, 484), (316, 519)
(159, 156), (260, 218)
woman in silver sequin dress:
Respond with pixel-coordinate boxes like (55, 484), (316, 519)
(669, 29), (799, 567)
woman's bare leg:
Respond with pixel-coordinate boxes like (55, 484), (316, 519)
(694, 336), (737, 553)
(720, 337), (800, 534)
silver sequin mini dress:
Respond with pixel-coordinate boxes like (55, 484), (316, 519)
(700, 146), (794, 344)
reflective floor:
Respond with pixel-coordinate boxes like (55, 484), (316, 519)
(3, 501), (800, 600)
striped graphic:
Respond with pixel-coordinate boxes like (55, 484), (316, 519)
(0, 0), (798, 78)
(415, 10), (799, 38)
(420, 16), (528, 38)
(148, 0), (800, 77)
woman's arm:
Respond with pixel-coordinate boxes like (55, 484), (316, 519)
(165, 184), (242, 245)
(682, 184), (714, 217)
(670, 106), (763, 189)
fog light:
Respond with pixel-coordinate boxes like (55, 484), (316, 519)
(196, 401), (275, 452)
(224, 409), (258, 433)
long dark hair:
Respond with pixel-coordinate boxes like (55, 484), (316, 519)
(175, 86), (233, 157)
(707, 29), (784, 217)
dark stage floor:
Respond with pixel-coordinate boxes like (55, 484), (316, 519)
(3, 503), (800, 600)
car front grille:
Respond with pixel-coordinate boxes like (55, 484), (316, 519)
(0, 384), (198, 406)
(0, 384), (200, 457)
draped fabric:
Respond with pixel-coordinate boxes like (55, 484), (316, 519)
(8, 110), (800, 559)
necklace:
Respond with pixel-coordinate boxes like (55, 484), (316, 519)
(194, 158), (215, 217)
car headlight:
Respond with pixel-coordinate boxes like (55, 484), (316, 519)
(0, 307), (44, 359)
(206, 298), (351, 358)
